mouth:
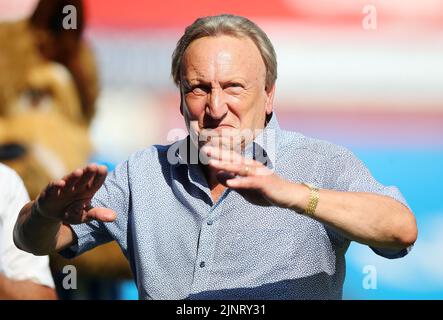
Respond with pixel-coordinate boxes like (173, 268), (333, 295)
(202, 124), (234, 130)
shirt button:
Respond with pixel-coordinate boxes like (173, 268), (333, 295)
(207, 220), (213, 226)
(199, 261), (206, 268)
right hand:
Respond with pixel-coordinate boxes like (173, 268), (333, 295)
(34, 164), (117, 224)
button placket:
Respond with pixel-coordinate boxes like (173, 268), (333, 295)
(190, 201), (227, 294)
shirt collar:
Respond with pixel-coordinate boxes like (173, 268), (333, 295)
(247, 112), (281, 169)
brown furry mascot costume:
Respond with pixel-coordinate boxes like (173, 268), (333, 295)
(0, 0), (131, 288)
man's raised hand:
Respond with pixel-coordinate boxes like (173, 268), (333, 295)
(35, 164), (117, 224)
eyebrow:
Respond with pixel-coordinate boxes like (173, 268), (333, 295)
(183, 77), (248, 86)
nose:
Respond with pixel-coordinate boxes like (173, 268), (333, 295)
(0, 143), (27, 161)
(206, 87), (228, 120)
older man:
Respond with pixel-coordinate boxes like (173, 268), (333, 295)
(14, 14), (417, 300)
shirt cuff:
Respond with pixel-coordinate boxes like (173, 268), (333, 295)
(58, 222), (110, 259)
(370, 245), (413, 259)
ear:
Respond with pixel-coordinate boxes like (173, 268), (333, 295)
(30, 0), (85, 61)
(264, 84), (275, 116)
(179, 83), (184, 116)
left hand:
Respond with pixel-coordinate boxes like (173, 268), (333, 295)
(202, 145), (300, 208)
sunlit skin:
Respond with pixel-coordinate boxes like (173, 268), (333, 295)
(179, 35), (275, 198)
(180, 35), (274, 148)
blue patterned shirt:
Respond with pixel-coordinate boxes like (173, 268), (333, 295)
(60, 113), (411, 299)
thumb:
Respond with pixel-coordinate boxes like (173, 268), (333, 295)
(86, 207), (117, 222)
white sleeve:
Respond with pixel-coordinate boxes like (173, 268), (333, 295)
(0, 165), (55, 288)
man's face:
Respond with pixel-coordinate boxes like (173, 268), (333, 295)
(179, 35), (275, 150)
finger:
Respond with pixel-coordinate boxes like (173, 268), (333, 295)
(203, 145), (248, 165)
(63, 168), (83, 192)
(216, 146), (243, 163)
(215, 170), (236, 185)
(89, 165), (108, 193)
(209, 160), (245, 175)
(74, 163), (98, 191)
(209, 159), (262, 177)
(45, 180), (65, 198)
(35, 179), (66, 216)
(225, 176), (261, 189)
(86, 207), (117, 222)
(212, 158), (273, 176)
(216, 135), (244, 151)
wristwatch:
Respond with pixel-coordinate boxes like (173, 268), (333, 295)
(301, 183), (319, 216)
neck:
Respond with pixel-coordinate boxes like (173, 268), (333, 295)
(200, 164), (227, 204)
(201, 164), (221, 190)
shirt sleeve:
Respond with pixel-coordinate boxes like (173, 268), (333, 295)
(0, 168), (55, 288)
(59, 160), (130, 259)
(323, 148), (413, 259)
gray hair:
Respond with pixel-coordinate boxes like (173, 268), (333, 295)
(171, 14), (277, 89)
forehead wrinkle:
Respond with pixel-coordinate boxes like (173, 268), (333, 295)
(182, 52), (215, 83)
(182, 35), (266, 85)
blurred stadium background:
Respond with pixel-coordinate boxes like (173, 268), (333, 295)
(3, 0), (443, 299)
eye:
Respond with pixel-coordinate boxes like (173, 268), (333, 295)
(17, 87), (53, 112)
(224, 82), (244, 94)
(186, 85), (210, 96)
